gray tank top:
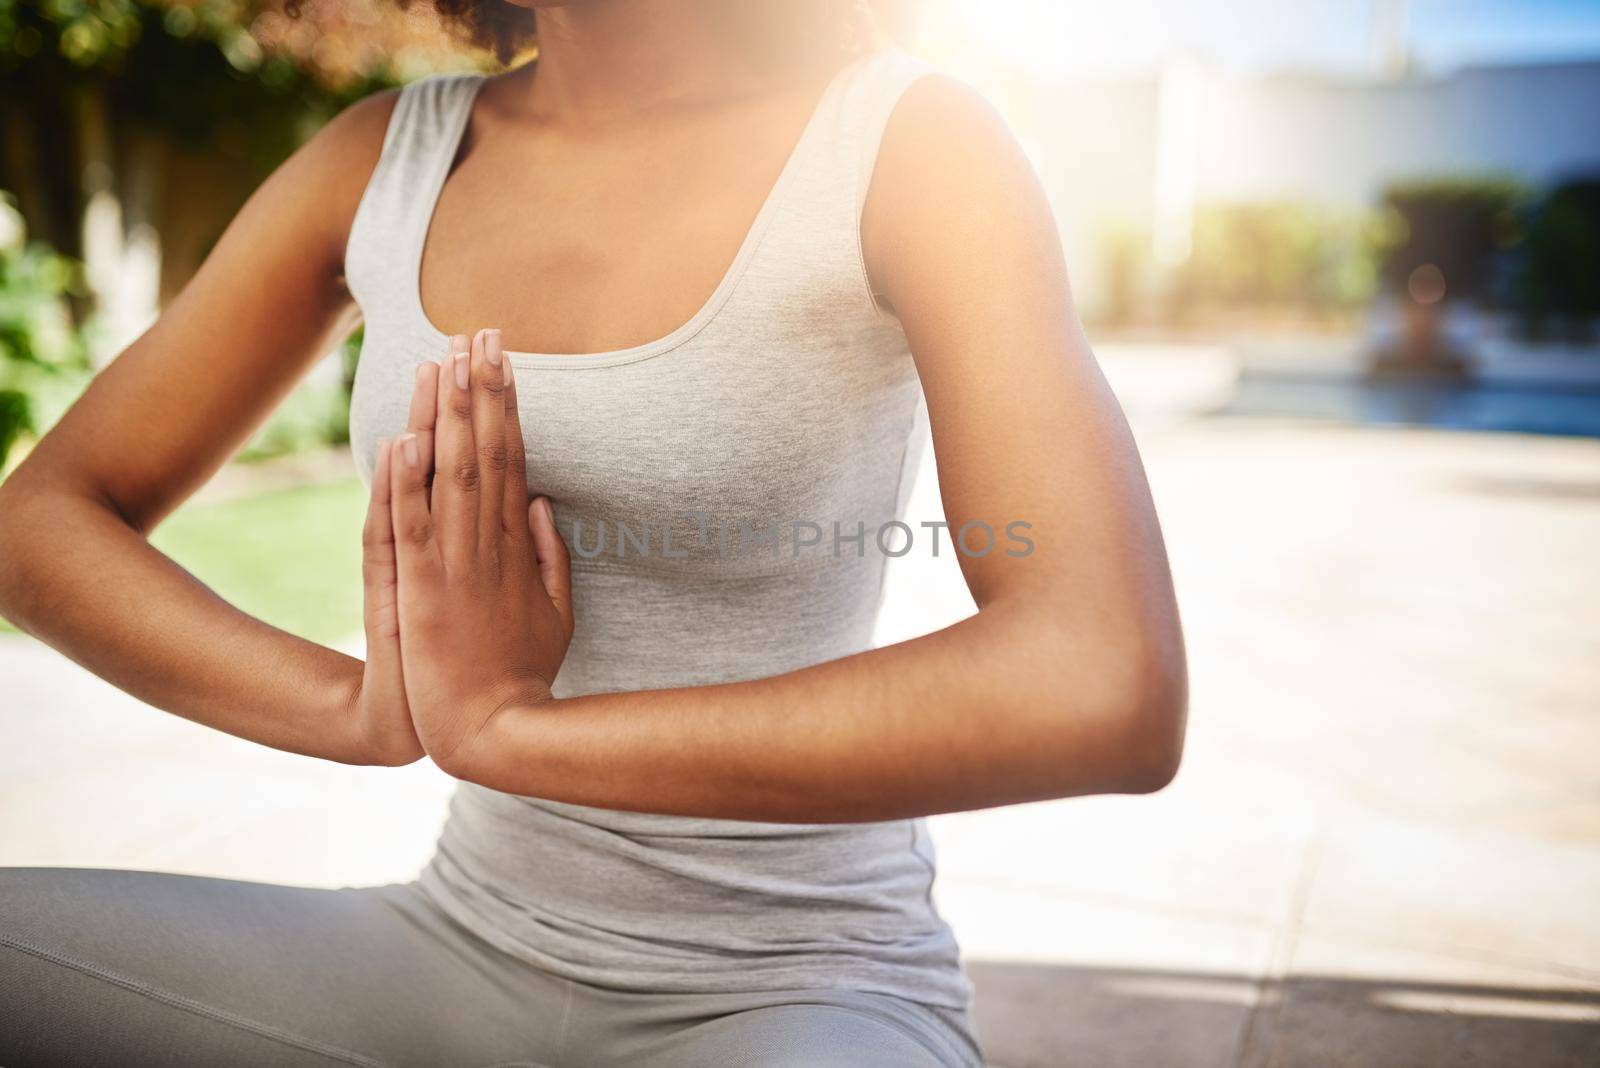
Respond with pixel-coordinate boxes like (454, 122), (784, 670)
(344, 47), (970, 1010)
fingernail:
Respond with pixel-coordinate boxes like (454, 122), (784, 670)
(399, 433), (419, 467)
(486, 329), (503, 367)
(415, 361), (435, 383)
(537, 496), (554, 521)
(454, 353), (470, 390)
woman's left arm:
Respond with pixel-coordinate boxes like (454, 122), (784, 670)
(394, 77), (1187, 822)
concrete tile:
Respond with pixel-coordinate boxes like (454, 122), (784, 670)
(936, 879), (1275, 982)
(2, 752), (453, 881)
(1, 763), (288, 870)
(928, 767), (1318, 930)
(0, 635), (455, 884)
(1463, 713), (1600, 794)
(969, 960), (1258, 1068)
(1297, 815), (1600, 979)
(1471, 797), (1600, 849)
(1272, 719), (1591, 825)
(939, 880), (1275, 1068)
(1286, 932), (1600, 993)
(1242, 934), (1600, 1068)
(135, 763), (454, 887)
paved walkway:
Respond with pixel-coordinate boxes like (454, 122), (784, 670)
(3, 401), (1597, 1065)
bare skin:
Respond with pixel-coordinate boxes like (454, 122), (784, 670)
(0, 0), (1186, 819)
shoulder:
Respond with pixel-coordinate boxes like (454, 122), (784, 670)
(188, 87), (406, 294)
(885, 67), (1011, 145)
(869, 68), (1047, 217)
(862, 68), (1060, 309)
(874, 70), (1033, 201)
(298, 88), (403, 200)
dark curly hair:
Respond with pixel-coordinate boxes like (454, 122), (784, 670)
(406, 0), (898, 66)
(399, 0), (537, 63)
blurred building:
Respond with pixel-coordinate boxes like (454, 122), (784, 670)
(999, 58), (1600, 321)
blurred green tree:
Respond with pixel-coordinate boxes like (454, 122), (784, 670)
(1377, 177), (1526, 305)
(0, 0), (468, 317)
(1514, 179), (1600, 343)
(1168, 202), (1385, 329)
(0, 1), (469, 461)
(0, 193), (91, 471)
(1373, 176), (1525, 375)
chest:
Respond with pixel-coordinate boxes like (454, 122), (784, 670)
(419, 93), (821, 357)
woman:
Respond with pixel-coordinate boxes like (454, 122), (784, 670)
(0, 1), (1186, 1064)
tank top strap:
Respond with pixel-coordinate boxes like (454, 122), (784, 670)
(836, 46), (940, 216)
(747, 46), (939, 318)
(344, 72), (485, 319)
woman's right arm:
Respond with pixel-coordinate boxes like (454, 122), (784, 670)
(0, 90), (410, 765)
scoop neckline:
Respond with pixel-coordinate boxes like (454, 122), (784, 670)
(406, 55), (868, 370)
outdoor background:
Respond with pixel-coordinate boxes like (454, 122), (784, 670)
(2, 2), (1598, 1066)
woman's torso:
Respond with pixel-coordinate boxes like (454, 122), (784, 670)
(343, 47), (972, 1010)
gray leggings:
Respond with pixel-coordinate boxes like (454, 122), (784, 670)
(0, 868), (983, 1067)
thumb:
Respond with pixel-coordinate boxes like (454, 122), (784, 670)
(528, 496), (574, 638)
(361, 438), (400, 643)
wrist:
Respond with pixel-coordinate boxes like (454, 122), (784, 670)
(357, 718), (428, 768)
(438, 675), (555, 784)
(336, 664), (425, 768)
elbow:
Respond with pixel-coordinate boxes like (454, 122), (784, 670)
(0, 471), (23, 543)
(0, 477), (35, 615)
(1107, 628), (1188, 795)
(1026, 611), (1188, 798)
(1117, 692), (1186, 794)
(0, 472), (80, 624)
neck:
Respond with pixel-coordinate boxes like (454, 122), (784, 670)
(522, 0), (842, 121)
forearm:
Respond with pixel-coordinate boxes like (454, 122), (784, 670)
(0, 486), (368, 763)
(459, 599), (1186, 823)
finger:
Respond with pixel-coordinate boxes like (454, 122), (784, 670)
(362, 438), (399, 640)
(406, 360), (440, 491)
(433, 334), (468, 507)
(434, 334), (469, 436)
(433, 338), (478, 565)
(529, 496), (574, 639)
(501, 345), (530, 545)
(390, 431), (442, 588)
(367, 437), (393, 536)
(471, 328), (508, 547)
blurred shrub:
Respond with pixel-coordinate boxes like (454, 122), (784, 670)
(237, 328), (360, 461)
(1095, 222), (1149, 328)
(1, 0), (469, 286)
(0, 3), (460, 461)
(0, 389), (26, 470)
(0, 187), (364, 469)
(0, 193), (91, 471)
(0, 0), (462, 95)
(1513, 179), (1600, 342)
(237, 380), (350, 461)
(1170, 202), (1386, 324)
(1377, 177), (1527, 305)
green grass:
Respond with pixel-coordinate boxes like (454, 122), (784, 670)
(2, 477), (368, 646)
(150, 478), (368, 645)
